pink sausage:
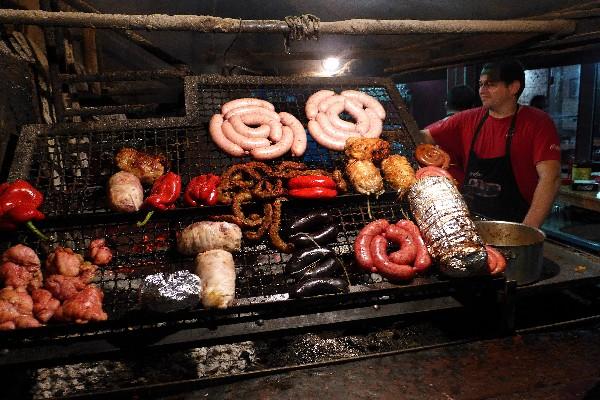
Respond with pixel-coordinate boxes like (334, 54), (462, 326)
(354, 219), (389, 271)
(222, 120), (270, 151)
(305, 90), (335, 120)
(208, 114), (245, 157)
(280, 112), (307, 157)
(363, 108), (383, 138)
(370, 235), (416, 281)
(229, 114), (270, 138)
(318, 94), (345, 113)
(385, 225), (418, 266)
(224, 106), (280, 121)
(316, 112), (357, 141)
(221, 98), (275, 115)
(307, 120), (347, 151)
(395, 220), (432, 272)
(327, 100), (358, 132)
(341, 90), (386, 120)
(250, 125), (293, 160)
(344, 98), (370, 135)
(268, 120), (283, 142)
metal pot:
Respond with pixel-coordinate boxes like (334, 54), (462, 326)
(475, 221), (545, 285)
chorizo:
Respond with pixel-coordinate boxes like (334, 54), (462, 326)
(209, 114), (246, 157)
(370, 235), (416, 281)
(221, 98), (275, 115)
(385, 225), (417, 266)
(353, 219), (389, 272)
(341, 90), (386, 120)
(396, 220), (432, 272)
(305, 90), (335, 120)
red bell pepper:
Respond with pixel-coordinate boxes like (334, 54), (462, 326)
(183, 174), (221, 207)
(288, 175), (336, 190)
(0, 179), (48, 240)
(287, 174), (338, 200)
(137, 172), (182, 227)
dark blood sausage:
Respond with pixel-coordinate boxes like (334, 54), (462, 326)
(370, 235), (416, 281)
(288, 211), (333, 235)
(293, 256), (343, 280)
(289, 225), (339, 249)
(385, 225), (417, 266)
(395, 220), (432, 271)
(353, 219), (389, 272)
(290, 277), (349, 298)
(485, 245), (507, 275)
(285, 247), (333, 275)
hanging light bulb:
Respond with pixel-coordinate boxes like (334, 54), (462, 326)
(322, 57), (341, 74)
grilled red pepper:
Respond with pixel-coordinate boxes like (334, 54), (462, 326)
(288, 175), (336, 190)
(137, 172), (182, 227)
(287, 174), (337, 199)
(0, 180), (48, 240)
(288, 187), (338, 199)
(183, 174), (221, 207)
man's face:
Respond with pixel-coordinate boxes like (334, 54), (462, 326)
(478, 74), (520, 110)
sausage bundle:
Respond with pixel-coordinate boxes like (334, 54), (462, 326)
(407, 176), (488, 277)
(306, 90), (386, 151)
(209, 98), (307, 160)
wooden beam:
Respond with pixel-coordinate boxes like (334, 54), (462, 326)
(0, 10), (576, 35)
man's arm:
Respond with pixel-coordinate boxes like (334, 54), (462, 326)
(418, 129), (436, 144)
(522, 160), (561, 228)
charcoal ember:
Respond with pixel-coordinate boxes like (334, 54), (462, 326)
(138, 270), (201, 312)
(407, 176), (488, 277)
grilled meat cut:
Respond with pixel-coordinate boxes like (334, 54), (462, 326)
(344, 137), (390, 162)
(107, 171), (144, 213)
(381, 154), (416, 194)
(195, 249), (236, 309)
(346, 159), (384, 195)
(177, 221), (242, 256)
(115, 147), (166, 185)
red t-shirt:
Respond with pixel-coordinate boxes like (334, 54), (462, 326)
(426, 105), (561, 204)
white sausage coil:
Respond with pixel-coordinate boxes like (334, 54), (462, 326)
(305, 90), (386, 151)
(209, 98), (307, 159)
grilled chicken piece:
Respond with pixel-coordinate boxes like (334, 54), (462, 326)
(115, 147), (166, 185)
(0, 245), (42, 291)
(107, 171), (144, 213)
(88, 239), (113, 266)
(45, 247), (85, 277)
(381, 154), (416, 194)
(44, 274), (88, 301)
(177, 221), (242, 256)
(31, 288), (60, 323)
(195, 249), (235, 309)
(344, 137), (390, 162)
(346, 159), (384, 196)
(0, 287), (40, 330)
(54, 285), (108, 324)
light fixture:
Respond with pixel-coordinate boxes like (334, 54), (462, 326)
(322, 57), (341, 75)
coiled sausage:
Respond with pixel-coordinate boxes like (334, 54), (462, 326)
(353, 219), (389, 272)
(370, 235), (416, 281)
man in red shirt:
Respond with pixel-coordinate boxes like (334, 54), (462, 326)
(420, 59), (561, 228)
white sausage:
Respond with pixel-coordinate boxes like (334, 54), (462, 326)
(341, 90), (386, 120)
(267, 119), (283, 142)
(363, 108), (383, 138)
(307, 119), (346, 151)
(316, 112), (357, 141)
(195, 249), (236, 309)
(209, 114), (245, 157)
(224, 105), (280, 121)
(327, 100), (357, 132)
(250, 125), (294, 160)
(229, 114), (270, 138)
(305, 90), (335, 120)
(221, 98), (275, 115)
(279, 112), (307, 157)
(318, 94), (345, 113)
(345, 98), (370, 135)
(222, 120), (271, 151)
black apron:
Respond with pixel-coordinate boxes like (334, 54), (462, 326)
(461, 105), (529, 222)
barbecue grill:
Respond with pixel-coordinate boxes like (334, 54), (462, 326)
(2, 75), (599, 398)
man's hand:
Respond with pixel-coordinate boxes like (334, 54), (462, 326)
(418, 129), (436, 145)
(522, 160), (561, 228)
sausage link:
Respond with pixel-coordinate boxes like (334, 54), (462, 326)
(222, 120), (271, 151)
(305, 90), (335, 120)
(341, 90), (386, 120)
(316, 113), (355, 141)
(250, 125), (294, 160)
(229, 114), (270, 138)
(221, 98), (275, 115)
(209, 114), (245, 157)
(327, 100), (357, 132)
(267, 119), (283, 142)
(395, 220), (432, 272)
(307, 120), (347, 151)
(485, 245), (507, 275)
(385, 225), (417, 266)
(318, 94), (346, 113)
(363, 108), (383, 138)
(279, 112), (307, 157)
(344, 98), (370, 135)
(354, 219), (389, 272)
(370, 235), (416, 281)
(224, 105), (280, 121)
